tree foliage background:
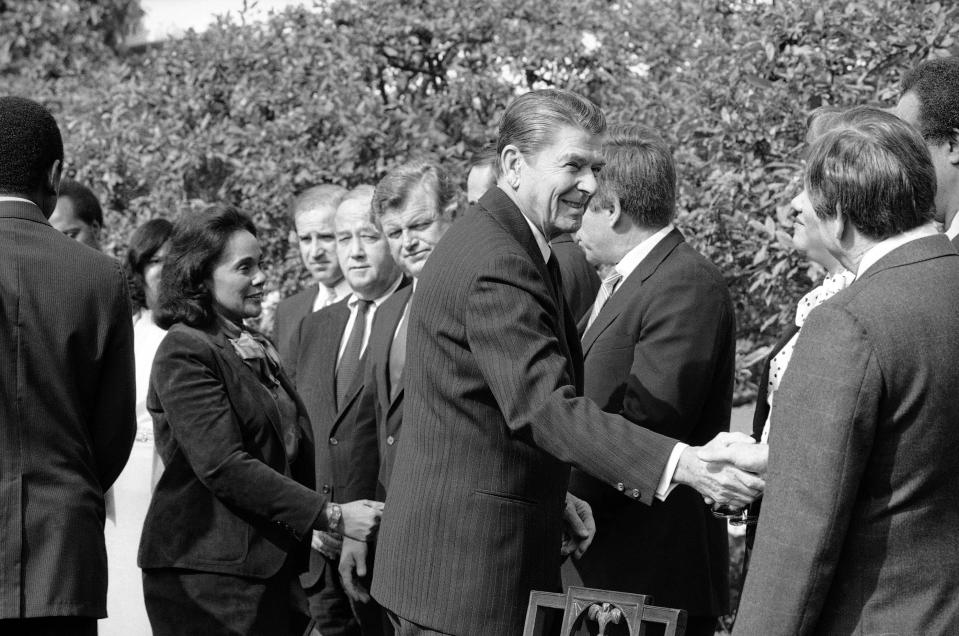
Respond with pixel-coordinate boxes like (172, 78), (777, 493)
(4, 0), (958, 400)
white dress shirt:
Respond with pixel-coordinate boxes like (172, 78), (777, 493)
(311, 277), (352, 312)
(946, 216), (959, 242)
(336, 275), (404, 363)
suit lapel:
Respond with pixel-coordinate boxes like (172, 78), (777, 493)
(304, 301), (350, 429)
(385, 291), (413, 413)
(210, 328), (286, 447)
(478, 188), (581, 388)
(480, 187), (555, 294)
(581, 229), (684, 356)
(330, 278), (412, 436)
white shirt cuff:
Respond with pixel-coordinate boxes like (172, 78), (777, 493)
(655, 442), (689, 501)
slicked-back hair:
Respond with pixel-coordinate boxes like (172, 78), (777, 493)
(125, 218), (174, 311)
(372, 160), (459, 222)
(805, 106), (935, 240)
(467, 143), (498, 172)
(497, 89), (606, 166)
(290, 183), (348, 222)
(58, 178), (104, 227)
(155, 205), (257, 330)
(337, 184), (377, 223)
(805, 106), (845, 146)
(901, 57), (959, 145)
(0, 96), (63, 196)
(591, 124), (676, 229)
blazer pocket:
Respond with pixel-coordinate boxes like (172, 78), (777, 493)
(473, 489), (538, 507)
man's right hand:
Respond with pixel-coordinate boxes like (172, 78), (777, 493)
(311, 530), (343, 560)
(673, 432), (765, 508)
(339, 499), (385, 541)
(339, 537), (371, 603)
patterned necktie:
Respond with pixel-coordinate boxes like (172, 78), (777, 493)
(388, 302), (410, 399)
(336, 299), (372, 408)
(584, 270), (623, 332)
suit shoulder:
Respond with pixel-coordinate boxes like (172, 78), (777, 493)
(278, 286), (316, 313)
(300, 296), (347, 334)
(157, 323), (216, 355)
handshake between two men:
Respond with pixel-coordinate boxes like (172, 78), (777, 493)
(319, 432), (769, 603)
(560, 431), (770, 559)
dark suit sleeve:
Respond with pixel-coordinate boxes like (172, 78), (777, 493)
(91, 261), (136, 489)
(466, 252), (676, 504)
(621, 274), (733, 440)
(152, 330), (326, 538)
(735, 304), (879, 635)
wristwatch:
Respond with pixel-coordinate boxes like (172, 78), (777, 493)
(326, 502), (342, 534)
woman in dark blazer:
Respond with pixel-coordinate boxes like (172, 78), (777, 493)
(138, 205), (382, 636)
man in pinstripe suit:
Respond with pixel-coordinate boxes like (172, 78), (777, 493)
(371, 89), (763, 635)
(0, 97), (136, 635)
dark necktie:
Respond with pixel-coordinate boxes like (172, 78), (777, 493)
(546, 253), (567, 307)
(388, 302), (410, 399)
(336, 299), (372, 408)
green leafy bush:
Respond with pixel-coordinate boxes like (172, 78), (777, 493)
(11, 0), (959, 399)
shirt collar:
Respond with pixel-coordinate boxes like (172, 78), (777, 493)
(320, 277), (352, 302)
(945, 216), (959, 241)
(0, 196), (37, 206)
(856, 222), (938, 280)
(521, 214), (551, 263)
(348, 274), (404, 310)
(614, 225), (675, 282)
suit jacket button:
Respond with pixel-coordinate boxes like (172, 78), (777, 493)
(321, 484), (331, 494)
(386, 435), (395, 445)
(631, 489), (640, 498)
(616, 482), (625, 491)
(329, 437), (338, 445)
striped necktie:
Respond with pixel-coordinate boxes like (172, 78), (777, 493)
(584, 270), (623, 332)
(335, 299), (372, 408)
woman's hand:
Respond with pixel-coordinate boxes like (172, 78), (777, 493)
(339, 499), (384, 542)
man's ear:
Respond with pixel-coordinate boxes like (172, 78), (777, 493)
(500, 145), (523, 191)
(289, 229), (298, 245)
(47, 159), (62, 195)
(947, 129), (959, 166)
(831, 208), (849, 245)
(608, 197), (624, 228)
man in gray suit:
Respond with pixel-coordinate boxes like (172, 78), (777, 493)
(894, 56), (959, 248)
(0, 97), (136, 635)
(716, 107), (959, 635)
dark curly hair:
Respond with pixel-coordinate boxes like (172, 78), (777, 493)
(0, 96), (63, 197)
(155, 205), (257, 330)
(125, 218), (174, 311)
(58, 178), (104, 227)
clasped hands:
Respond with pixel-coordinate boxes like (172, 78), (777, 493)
(313, 499), (384, 604)
(676, 432), (768, 508)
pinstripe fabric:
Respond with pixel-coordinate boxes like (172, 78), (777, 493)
(570, 228), (734, 618)
(371, 188), (680, 635)
(736, 235), (959, 635)
(0, 201), (136, 619)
